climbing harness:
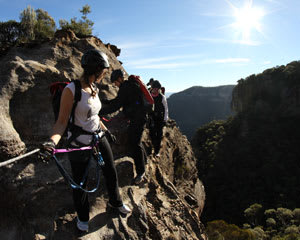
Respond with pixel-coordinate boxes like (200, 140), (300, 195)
(0, 133), (105, 193)
(52, 132), (105, 193)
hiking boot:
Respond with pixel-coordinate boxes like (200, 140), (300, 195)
(134, 173), (145, 185)
(108, 202), (131, 215)
(76, 217), (89, 232)
(117, 204), (131, 214)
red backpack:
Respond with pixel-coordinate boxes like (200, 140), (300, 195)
(128, 75), (154, 112)
(49, 80), (81, 122)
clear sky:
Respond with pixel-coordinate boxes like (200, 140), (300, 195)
(1, 0), (299, 92)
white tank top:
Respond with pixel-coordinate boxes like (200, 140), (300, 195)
(66, 82), (102, 145)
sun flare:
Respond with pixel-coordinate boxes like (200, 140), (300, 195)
(232, 2), (264, 40)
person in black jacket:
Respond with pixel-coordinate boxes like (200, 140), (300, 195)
(149, 80), (169, 156)
(100, 69), (147, 185)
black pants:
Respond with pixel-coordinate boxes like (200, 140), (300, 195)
(128, 117), (146, 176)
(149, 117), (164, 154)
(68, 136), (122, 222)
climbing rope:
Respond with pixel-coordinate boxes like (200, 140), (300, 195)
(0, 148), (40, 168)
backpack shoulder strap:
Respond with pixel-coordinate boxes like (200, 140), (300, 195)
(73, 80), (82, 103)
(70, 80), (82, 124)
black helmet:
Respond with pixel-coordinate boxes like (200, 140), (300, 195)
(81, 49), (109, 75)
(147, 78), (154, 86)
(152, 80), (161, 89)
(110, 69), (124, 82)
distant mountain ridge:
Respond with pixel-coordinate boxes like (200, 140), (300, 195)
(165, 92), (175, 98)
(192, 60), (300, 227)
(168, 85), (235, 139)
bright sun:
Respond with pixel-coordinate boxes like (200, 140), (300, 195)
(232, 2), (264, 40)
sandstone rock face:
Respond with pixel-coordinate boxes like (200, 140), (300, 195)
(105, 43), (121, 57)
(0, 30), (205, 239)
(0, 117), (206, 239)
(0, 30), (125, 160)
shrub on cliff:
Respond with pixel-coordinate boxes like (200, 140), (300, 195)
(59, 4), (93, 37)
(206, 220), (255, 240)
(0, 20), (24, 47)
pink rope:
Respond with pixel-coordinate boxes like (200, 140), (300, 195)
(53, 146), (92, 154)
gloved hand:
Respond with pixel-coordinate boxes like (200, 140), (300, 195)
(105, 130), (117, 143)
(39, 139), (56, 160)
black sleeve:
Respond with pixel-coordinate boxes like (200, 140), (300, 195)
(99, 86), (125, 115)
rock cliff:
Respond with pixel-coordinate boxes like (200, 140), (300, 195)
(0, 30), (205, 239)
(231, 61), (300, 116)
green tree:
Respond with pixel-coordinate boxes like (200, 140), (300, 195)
(244, 204), (264, 227)
(20, 5), (36, 40)
(0, 20), (24, 46)
(206, 220), (255, 240)
(34, 9), (56, 39)
(80, 4), (91, 21)
(59, 4), (94, 36)
(276, 208), (293, 229)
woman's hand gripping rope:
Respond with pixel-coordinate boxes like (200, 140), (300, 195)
(39, 139), (56, 160)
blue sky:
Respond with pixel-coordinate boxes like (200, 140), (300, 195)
(1, 0), (299, 92)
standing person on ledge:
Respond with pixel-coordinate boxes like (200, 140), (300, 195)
(99, 69), (147, 185)
(149, 80), (169, 156)
(39, 50), (131, 233)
